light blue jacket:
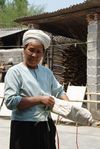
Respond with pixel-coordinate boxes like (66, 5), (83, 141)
(4, 63), (65, 122)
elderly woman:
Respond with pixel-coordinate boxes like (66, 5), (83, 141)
(4, 29), (69, 149)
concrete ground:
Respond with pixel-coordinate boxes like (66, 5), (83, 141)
(0, 117), (100, 149)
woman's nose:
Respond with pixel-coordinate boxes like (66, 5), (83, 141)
(31, 52), (37, 57)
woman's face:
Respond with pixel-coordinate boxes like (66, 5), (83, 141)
(23, 40), (44, 69)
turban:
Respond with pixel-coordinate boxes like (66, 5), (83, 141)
(22, 29), (51, 49)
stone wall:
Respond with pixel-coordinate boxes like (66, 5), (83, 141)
(0, 48), (23, 65)
(87, 13), (100, 118)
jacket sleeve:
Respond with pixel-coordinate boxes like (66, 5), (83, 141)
(4, 67), (22, 110)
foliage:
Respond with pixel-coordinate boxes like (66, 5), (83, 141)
(0, 0), (6, 9)
(0, 0), (45, 28)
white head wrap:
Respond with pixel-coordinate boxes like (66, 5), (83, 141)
(22, 29), (51, 49)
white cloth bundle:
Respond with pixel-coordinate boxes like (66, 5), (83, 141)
(52, 97), (93, 125)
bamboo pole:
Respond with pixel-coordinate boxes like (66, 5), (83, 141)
(0, 97), (4, 99)
(0, 97), (3, 99)
(69, 100), (100, 103)
(86, 92), (100, 95)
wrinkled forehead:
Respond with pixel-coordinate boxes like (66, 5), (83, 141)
(24, 39), (45, 53)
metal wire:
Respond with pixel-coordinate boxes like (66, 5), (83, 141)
(0, 40), (97, 48)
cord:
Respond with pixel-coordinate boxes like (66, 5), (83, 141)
(76, 123), (79, 149)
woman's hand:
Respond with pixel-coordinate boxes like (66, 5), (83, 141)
(17, 95), (55, 110)
(40, 96), (55, 106)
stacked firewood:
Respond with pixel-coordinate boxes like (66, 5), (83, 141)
(43, 35), (86, 90)
(63, 45), (86, 90)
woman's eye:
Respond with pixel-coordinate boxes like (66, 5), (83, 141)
(28, 48), (43, 54)
(29, 48), (34, 52)
(37, 50), (42, 54)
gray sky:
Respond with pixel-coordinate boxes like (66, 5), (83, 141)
(28, 0), (85, 12)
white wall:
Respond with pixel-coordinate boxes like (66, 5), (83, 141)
(0, 48), (23, 65)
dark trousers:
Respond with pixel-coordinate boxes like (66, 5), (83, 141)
(10, 118), (56, 149)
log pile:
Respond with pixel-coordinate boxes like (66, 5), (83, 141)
(43, 35), (86, 90)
